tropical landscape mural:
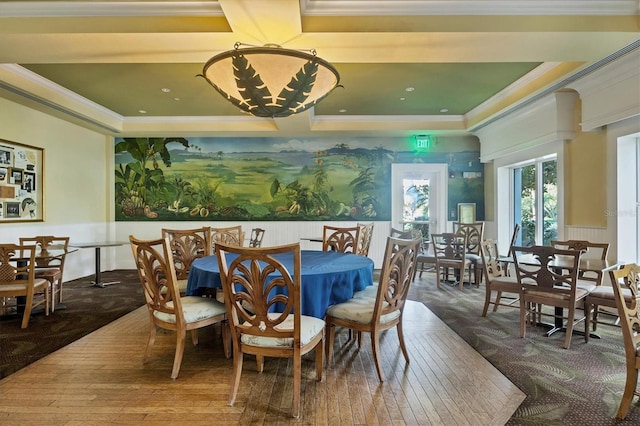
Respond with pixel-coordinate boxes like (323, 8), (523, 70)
(114, 136), (483, 222)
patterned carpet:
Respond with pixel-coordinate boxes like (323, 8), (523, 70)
(0, 270), (143, 379)
(408, 274), (640, 425)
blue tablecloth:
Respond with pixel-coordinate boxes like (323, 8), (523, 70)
(186, 250), (374, 319)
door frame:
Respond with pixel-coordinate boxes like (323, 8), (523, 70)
(391, 163), (448, 235)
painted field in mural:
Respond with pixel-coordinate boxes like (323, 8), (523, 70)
(115, 137), (394, 221)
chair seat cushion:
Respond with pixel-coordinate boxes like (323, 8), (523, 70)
(160, 279), (188, 295)
(326, 297), (401, 324)
(587, 286), (633, 302)
(0, 278), (49, 295)
(576, 280), (597, 293)
(241, 313), (325, 348)
(489, 276), (520, 290)
(466, 253), (483, 264)
(352, 284), (378, 299)
(526, 287), (589, 301)
(153, 296), (226, 324)
(35, 268), (62, 281)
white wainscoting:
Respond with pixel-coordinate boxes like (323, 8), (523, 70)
(116, 221), (392, 271)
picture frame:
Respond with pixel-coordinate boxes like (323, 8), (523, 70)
(457, 203), (476, 223)
(0, 148), (11, 166)
(10, 168), (23, 185)
(0, 139), (44, 222)
(23, 171), (35, 192)
(5, 201), (20, 218)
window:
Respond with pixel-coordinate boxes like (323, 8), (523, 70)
(511, 156), (557, 246)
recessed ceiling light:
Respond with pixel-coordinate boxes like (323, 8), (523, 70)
(138, 109), (147, 114)
(161, 88), (171, 93)
(173, 97), (181, 101)
(399, 97), (406, 101)
(405, 87), (415, 92)
(339, 109), (347, 113)
(440, 108), (449, 113)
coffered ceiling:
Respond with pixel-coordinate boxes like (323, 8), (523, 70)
(0, 0), (638, 137)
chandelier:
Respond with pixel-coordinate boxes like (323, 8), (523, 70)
(198, 43), (341, 118)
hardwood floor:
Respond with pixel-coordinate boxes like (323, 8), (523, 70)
(0, 297), (524, 425)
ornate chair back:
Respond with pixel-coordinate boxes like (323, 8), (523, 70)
(431, 232), (471, 289)
(322, 225), (360, 253)
(18, 235), (69, 307)
(0, 243), (50, 328)
(356, 222), (374, 256)
(211, 226), (244, 248)
(215, 242), (324, 418)
(609, 263), (640, 420)
(248, 228), (265, 248)
(551, 239), (609, 285)
(161, 227), (211, 281)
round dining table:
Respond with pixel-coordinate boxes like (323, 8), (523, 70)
(186, 250), (375, 319)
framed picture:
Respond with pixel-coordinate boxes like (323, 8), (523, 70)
(0, 139), (44, 222)
(10, 168), (23, 185)
(458, 203), (476, 223)
(5, 201), (20, 218)
(23, 171), (35, 192)
(0, 148), (11, 166)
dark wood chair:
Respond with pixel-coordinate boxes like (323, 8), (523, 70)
(551, 240), (611, 341)
(512, 245), (587, 349)
(432, 232), (472, 289)
(248, 227), (265, 247)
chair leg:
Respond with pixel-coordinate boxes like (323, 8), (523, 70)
(396, 319), (410, 364)
(482, 288), (491, 317)
(519, 297), (527, 338)
(256, 355), (264, 373)
(326, 322), (335, 363)
(191, 329), (199, 346)
(170, 329), (186, 379)
(20, 294), (34, 329)
(292, 352), (302, 418)
(563, 307), (575, 349)
(228, 348), (244, 407)
(143, 324), (156, 364)
(315, 338), (324, 381)
(616, 365), (638, 419)
(584, 301), (591, 343)
(435, 265), (441, 289)
(493, 291), (503, 312)
(592, 304), (599, 332)
(221, 320), (231, 359)
(371, 331), (384, 382)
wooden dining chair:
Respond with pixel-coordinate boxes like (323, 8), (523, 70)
(19, 235), (69, 311)
(0, 244), (50, 328)
(480, 239), (521, 316)
(512, 245), (587, 349)
(551, 240), (613, 340)
(431, 232), (472, 289)
(356, 222), (374, 256)
(215, 242), (324, 418)
(452, 221), (484, 285)
(247, 227), (265, 247)
(129, 235), (229, 379)
(609, 263), (640, 420)
(161, 227), (211, 295)
(210, 225), (244, 248)
(322, 225), (360, 253)
(325, 235), (421, 382)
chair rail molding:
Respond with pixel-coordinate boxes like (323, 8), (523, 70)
(567, 49), (640, 132)
(475, 91), (578, 163)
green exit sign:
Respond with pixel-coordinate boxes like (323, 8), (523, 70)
(415, 135), (431, 149)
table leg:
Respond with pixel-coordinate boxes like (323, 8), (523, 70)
(540, 306), (600, 339)
(91, 247), (120, 288)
